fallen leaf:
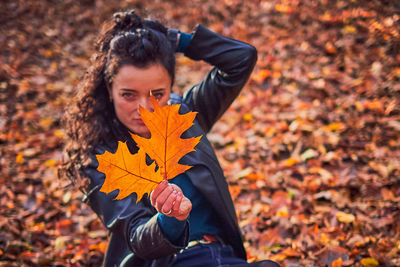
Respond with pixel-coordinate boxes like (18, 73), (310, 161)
(332, 257), (342, 267)
(45, 159), (57, 167)
(344, 25), (357, 33)
(284, 157), (299, 167)
(360, 257), (379, 267)
(276, 206), (289, 217)
(16, 152), (24, 164)
(252, 69), (271, 83)
(336, 211), (355, 223)
(301, 149), (318, 161)
(275, 4), (292, 13)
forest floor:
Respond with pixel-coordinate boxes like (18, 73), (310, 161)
(1, 0), (399, 266)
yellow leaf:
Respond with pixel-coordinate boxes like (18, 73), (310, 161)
(31, 222), (45, 231)
(243, 113), (252, 121)
(97, 145), (163, 201)
(284, 157), (299, 167)
(277, 206), (289, 217)
(54, 129), (65, 139)
(89, 242), (107, 253)
(131, 96), (202, 180)
(361, 257), (379, 267)
(344, 25), (356, 33)
(331, 257), (342, 267)
(16, 152), (24, 164)
(40, 118), (53, 128)
(275, 4), (292, 13)
(45, 159), (57, 167)
(320, 233), (329, 244)
(336, 211), (355, 223)
(328, 123), (345, 131)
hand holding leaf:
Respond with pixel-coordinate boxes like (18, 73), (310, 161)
(150, 180), (192, 220)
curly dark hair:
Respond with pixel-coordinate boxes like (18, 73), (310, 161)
(60, 10), (176, 187)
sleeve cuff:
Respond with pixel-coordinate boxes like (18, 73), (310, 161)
(157, 213), (187, 244)
(177, 32), (193, 53)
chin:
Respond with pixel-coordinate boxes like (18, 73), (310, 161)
(130, 126), (150, 139)
(137, 132), (150, 138)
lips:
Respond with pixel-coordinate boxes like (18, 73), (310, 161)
(133, 119), (145, 125)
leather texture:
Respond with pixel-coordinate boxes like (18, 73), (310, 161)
(84, 24), (257, 267)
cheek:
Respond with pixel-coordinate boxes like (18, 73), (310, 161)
(159, 92), (171, 106)
(113, 99), (137, 118)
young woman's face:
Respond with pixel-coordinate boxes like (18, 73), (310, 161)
(110, 64), (172, 138)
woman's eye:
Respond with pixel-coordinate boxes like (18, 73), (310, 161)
(153, 93), (163, 99)
(122, 93), (134, 99)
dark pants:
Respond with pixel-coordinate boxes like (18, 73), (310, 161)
(171, 243), (280, 267)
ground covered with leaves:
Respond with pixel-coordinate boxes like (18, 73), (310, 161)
(1, 0), (399, 266)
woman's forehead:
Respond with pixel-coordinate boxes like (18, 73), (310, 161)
(112, 64), (172, 91)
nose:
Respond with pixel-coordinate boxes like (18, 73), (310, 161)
(137, 96), (154, 112)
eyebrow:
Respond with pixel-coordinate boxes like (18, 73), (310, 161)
(151, 89), (165, 93)
(120, 88), (166, 93)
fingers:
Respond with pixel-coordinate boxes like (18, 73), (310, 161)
(151, 180), (168, 205)
(175, 196), (192, 221)
(151, 180), (178, 214)
(155, 185), (174, 211)
(160, 190), (177, 214)
(173, 192), (183, 212)
(169, 183), (183, 194)
(179, 196), (192, 215)
(150, 181), (192, 220)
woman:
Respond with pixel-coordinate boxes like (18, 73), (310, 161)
(62, 10), (279, 267)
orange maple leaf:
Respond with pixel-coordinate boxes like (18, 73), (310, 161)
(131, 96), (202, 180)
(96, 96), (201, 201)
(96, 144), (163, 201)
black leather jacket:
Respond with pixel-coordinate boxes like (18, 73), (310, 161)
(84, 24), (257, 267)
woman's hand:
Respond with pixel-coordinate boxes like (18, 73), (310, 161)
(150, 180), (192, 221)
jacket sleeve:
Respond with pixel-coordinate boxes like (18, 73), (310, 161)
(83, 151), (190, 260)
(182, 24), (257, 133)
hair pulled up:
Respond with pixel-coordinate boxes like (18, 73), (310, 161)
(102, 10), (175, 84)
(60, 10), (175, 187)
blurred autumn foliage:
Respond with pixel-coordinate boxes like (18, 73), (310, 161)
(1, 0), (399, 266)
